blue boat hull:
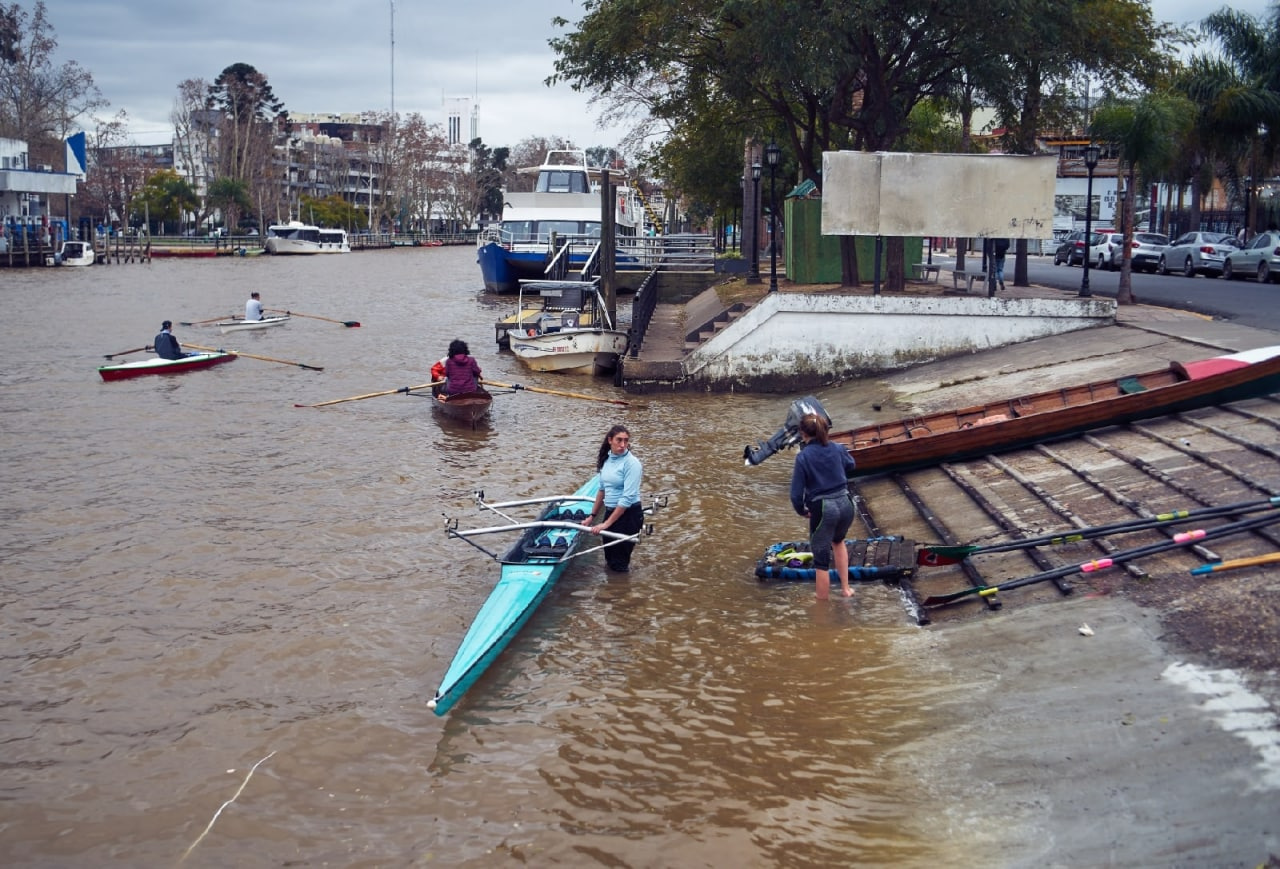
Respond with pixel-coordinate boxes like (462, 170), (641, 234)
(476, 242), (647, 294)
(477, 242), (549, 294)
(430, 477), (601, 715)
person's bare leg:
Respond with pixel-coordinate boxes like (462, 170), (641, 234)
(815, 561), (831, 600)
(834, 540), (853, 597)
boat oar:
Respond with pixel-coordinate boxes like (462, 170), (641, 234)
(1190, 552), (1280, 575)
(295, 381), (444, 408)
(920, 511), (1280, 607)
(103, 345), (152, 359)
(267, 308), (360, 328)
(180, 315), (236, 326)
(917, 495), (1280, 565)
(480, 378), (629, 406)
(183, 342), (324, 372)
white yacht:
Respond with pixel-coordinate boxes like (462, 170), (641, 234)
(264, 221), (351, 255)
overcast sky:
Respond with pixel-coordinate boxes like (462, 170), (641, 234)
(44, 0), (1275, 157)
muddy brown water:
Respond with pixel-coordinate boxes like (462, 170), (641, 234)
(2, 247), (986, 867)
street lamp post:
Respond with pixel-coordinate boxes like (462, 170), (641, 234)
(747, 161), (762, 284)
(736, 175), (743, 252)
(1079, 143), (1100, 298)
(764, 141), (781, 293)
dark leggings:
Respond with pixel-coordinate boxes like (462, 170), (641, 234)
(606, 502), (645, 569)
(807, 495), (854, 570)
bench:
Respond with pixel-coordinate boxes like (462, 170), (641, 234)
(950, 269), (988, 293)
(910, 263), (940, 282)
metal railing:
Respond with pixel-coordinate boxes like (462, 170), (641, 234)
(627, 268), (662, 358)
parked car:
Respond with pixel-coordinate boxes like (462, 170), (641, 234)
(1223, 231), (1280, 282)
(1158, 232), (1239, 277)
(1090, 231), (1125, 270)
(1109, 232), (1170, 273)
(1052, 230), (1105, 266)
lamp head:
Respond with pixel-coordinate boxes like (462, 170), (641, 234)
(1084, 144), (1100, 170)
(765, 141), (781, 167)
(751, 162), (762, 181)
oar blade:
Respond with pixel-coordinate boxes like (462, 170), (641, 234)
(921, 586), (992, 606)
(916, 545), (978, 566)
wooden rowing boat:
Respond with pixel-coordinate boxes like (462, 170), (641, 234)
(431, 388), (493, 428)
(98, 352), (237, 381)
(744, 346), (1280, 477)
(430, 479), (607, 715)
(215, 315), (290, 334)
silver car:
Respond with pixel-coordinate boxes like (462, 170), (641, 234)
(1158, 231), (1239, 277)
(1109, 232), (1169, 272)
(1223, 232), (1280, 282)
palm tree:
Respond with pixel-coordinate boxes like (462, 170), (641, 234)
(1197, 5), (1280, 234)
(1090, 93), (1193, 304)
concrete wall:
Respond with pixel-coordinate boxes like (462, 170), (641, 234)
(680, 293), (1116, 392)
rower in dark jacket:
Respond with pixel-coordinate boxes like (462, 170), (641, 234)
(789, 413), (857, 600)
(153, 320), (190, 360)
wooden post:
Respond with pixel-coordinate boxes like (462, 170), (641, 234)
(601, 168), (617, 327)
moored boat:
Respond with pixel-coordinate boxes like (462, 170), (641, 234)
(98, 352), (236, 381)
(264, 221), (350, 255)
(58, 240), (97, 266)
(430, 480), (606, 715)
(475, 149), (646, 293)
(743, 346), (1280, 476)
(431, 387), (493, 428)
(506, 280), (629, 375)
(215, 315), (290, 334)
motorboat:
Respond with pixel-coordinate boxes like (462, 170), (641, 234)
(506, 280), (629, 375)
(264, 221), (350, 255)
(475, 150), (648, 293)
(58, 240), (97, 266)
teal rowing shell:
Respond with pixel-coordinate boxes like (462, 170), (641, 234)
(430, 475), (601, 716)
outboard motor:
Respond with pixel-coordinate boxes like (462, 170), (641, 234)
(742, 395), (831, 466)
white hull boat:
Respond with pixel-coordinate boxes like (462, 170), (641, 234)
(510, 329), (630, 374)
(58, 241), (97, 267)
(505, 280), (628, 375)
(216, 315), (291, 334)
(264, 221), (350, 255)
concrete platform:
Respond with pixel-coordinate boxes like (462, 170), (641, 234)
(622, 275), (1118, 393)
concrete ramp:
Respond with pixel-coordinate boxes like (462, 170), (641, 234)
(624, 290), (1115, 393)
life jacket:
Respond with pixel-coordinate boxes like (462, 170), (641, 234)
(430, 356), (446, 382)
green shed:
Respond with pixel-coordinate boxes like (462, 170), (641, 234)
(783, 185), (922, 284)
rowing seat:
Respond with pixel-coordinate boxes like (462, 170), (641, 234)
(524, 534), (570, 557)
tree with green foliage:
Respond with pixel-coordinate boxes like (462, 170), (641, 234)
(207, 177), (253, 233)
(463, 139), (509, 226)
(1090, 93), (1193, 304)
(133, 170), (200, 235)
(1192, 5), (1280, 235)
(550, 0), (1164, 289)
(297, 194), (362, 230)
(206, 63), (286, 186)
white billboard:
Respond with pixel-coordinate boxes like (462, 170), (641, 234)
(821, 151), (1058, 238)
